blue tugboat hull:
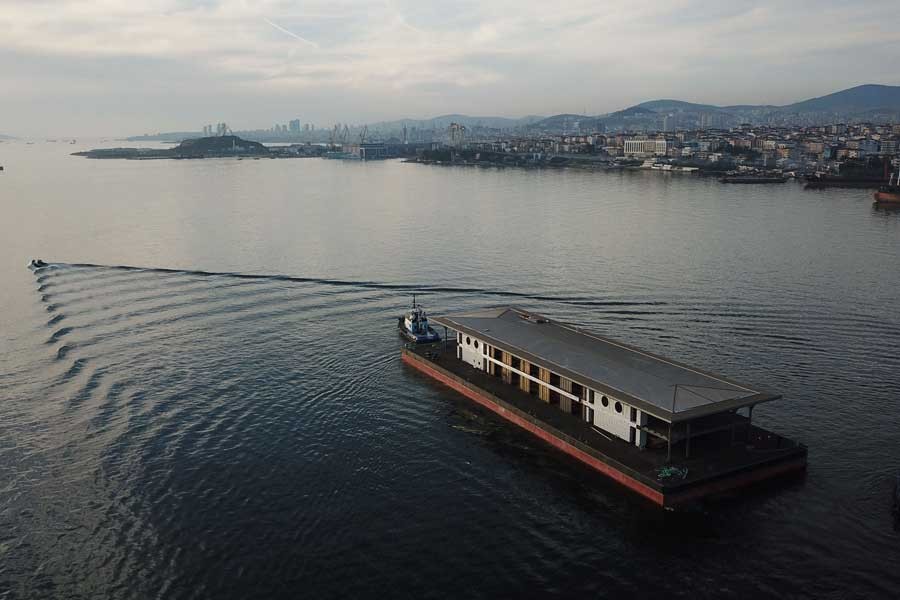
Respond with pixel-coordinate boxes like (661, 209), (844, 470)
(400, 328), (441, 344)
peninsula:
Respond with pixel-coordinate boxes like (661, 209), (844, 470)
(73, 135), (271, 159)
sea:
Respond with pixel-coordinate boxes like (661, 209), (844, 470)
(1, 141), (899, 598)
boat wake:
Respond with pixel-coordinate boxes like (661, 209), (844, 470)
(29, 261), (669, 309)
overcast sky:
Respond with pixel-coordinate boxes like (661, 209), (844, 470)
(2, 0), (899, 137)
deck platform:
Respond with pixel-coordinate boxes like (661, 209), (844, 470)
(402, 343), (806, 508)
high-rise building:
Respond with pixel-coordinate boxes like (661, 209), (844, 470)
(289, 119), (301, 133)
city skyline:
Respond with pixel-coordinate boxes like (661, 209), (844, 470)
(2, 0), (900, 137)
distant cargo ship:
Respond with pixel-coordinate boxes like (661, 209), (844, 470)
(804, 173), (886, 189)
(720, 175), (787, 184)
(323, 151), (360, 160)
(873, 169), (900, 205)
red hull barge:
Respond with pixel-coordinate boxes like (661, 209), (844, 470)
(874, 190), (900, 205)
(403, 308), (807, 509)
(874, 169), (900, 205)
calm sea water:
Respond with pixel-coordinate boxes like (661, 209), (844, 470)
(1, 141), (899, 598)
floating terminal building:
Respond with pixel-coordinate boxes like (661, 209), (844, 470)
(402, 307), (807, 508)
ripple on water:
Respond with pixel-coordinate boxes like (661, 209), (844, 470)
(3, 259), (900, 598)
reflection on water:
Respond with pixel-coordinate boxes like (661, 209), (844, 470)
(1, 143), (899, 598)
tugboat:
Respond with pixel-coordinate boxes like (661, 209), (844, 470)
(874, 168), (900, 205)
(399, 296), (441, 343)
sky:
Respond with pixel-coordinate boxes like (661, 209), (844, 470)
(1, 0), (900, 137)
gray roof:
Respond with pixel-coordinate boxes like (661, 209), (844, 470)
(431, 308), (779, 423)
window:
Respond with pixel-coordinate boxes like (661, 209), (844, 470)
(630, 407), (637, 422)
(458, 332), (462, 343)
(589, 390), (595, 405)
(474, 340), (479, 349)
(483, 343), (487, 355)
(466, 336), (471, 345)
(601, 395), (609, 408)
(615, 401), (623, 414)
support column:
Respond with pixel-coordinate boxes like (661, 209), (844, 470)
(685, 421), (691, 458)
(748, 404), (754, 442)
(666, 422), (672, 463)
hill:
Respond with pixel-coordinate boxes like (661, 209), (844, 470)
(527, 114), (605, 132)
(781, 84), (900, 114)
(623, 84), (900, 126)
(175, 135), (268, 156)
(636, 99), (723, 113)
(75, 135), (269, 159)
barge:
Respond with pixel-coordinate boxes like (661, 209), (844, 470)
(402, 307), (806, 509)
(720, 175), (787, 184)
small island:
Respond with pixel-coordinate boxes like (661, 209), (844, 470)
(73, 135), (273, 160)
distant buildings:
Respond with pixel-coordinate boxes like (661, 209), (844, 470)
(623, 138), (668, 157)
(427, 119), (899, 176)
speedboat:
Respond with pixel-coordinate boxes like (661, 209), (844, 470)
(398, 296), (441, 343)
(28, 258), (48, 269)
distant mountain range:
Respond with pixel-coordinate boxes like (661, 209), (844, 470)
(375, 84), (900, 135)
(0, 133), (17, 140)
(524, 84), (900, 132)
(127, 83), (900, 142)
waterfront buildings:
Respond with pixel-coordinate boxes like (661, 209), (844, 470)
(436, 121), (899, 176)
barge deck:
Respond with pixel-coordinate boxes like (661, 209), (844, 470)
(402, 341), (806, 509)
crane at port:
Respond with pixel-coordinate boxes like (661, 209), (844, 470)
(359, 125), (368, 144)
(330, 124), (340, 150)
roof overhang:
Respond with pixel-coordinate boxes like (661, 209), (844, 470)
(431, 310), (780, 424)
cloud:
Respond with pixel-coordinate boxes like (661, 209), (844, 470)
(0, 0), (898, 135)
(261, 17), (319, 49)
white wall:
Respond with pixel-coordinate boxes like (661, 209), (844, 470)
(454, 333), (648, 448)
(459, 333), (485, 371)
(587, 389), (642, 445)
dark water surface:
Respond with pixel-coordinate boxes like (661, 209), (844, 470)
(1, 142), (899, 598)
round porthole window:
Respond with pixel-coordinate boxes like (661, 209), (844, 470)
(615, 401), (623, 413)
(601, 396), (609, 407)
(474, 340), (479, 349)
(466, 336), (471, 345)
